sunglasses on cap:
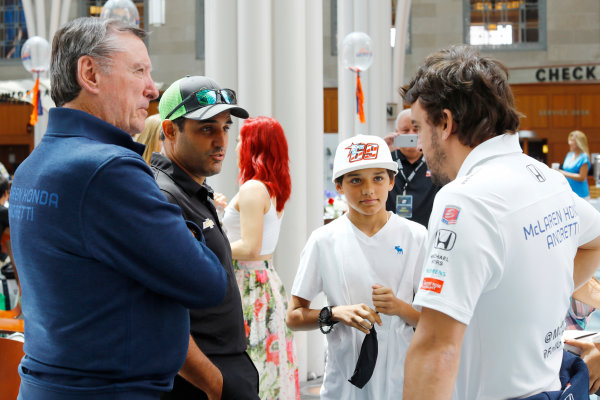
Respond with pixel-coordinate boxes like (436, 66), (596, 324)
(165, 88), (238, 120)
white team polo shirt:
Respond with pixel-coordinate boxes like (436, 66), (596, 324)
(413, 133), (600, 400)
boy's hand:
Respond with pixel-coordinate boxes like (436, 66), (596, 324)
(332, 304), (382, 334)
(372, 284), (401, 316)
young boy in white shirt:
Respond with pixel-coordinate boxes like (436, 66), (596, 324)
(286, 134), (427, 399)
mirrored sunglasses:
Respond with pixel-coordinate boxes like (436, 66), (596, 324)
(165, 88), (237, 120)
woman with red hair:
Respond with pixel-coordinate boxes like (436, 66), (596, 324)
(222, 116), (299, 400)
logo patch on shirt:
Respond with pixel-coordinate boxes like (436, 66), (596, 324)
(421, 277), (444, 293)
(434, 229), (457, 251)
(394, 246), (404, 255)
(526, 164), (546, 183)
(345, 142), (379, 163)
(441, 206), (460, 225)
(202, 218), (215, 230)
(425, 267), (446, 278)
(426, 170), (431, 177)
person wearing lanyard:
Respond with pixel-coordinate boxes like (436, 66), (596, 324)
(384, 109), (439, 227)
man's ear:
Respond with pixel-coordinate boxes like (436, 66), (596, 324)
(440, 109), (455, 140)
(76, 55), (101, 95)
(162, 120), (175, 140)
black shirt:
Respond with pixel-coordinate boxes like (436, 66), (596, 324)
(151, 153), (246, 355)
(385, 151), (440, 227)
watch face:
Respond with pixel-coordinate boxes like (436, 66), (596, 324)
(319, 306), (331, 322)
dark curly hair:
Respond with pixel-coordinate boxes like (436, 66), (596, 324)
(401, 45), (521, 147)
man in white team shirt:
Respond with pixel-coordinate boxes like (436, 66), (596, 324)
(402, 45), (600, 400)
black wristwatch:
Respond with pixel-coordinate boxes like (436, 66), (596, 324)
(318, 306), (338, 334)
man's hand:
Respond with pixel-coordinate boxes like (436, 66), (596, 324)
(565, 339), (600, 394)
(178, 336), (223, 399)
(384, 132), (400, 152)
(332, 304), (382, 334)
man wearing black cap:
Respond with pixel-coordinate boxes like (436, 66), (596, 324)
(151, 76), (258, 400)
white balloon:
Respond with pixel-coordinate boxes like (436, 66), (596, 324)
(100, 0), (140, 27)
(21, 36), (51, 74)
(341, 32), (373, 72)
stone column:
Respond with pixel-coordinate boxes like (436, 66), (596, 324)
(205, 0), (325, 381)
(273, 0), (325, 380)
(237, 0), (272, 117)
(204, 0), (240, 199)
(367, 0), (392, 138)
(337, 0), (355, 141)
(393, 0), (412, 108)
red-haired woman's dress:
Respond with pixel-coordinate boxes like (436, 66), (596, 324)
(223, 186), (300, 400)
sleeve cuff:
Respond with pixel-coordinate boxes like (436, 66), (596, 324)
(413, 295), (472, 326)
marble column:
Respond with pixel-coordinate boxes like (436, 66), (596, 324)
(204, 0), (325, 381)
(204, 0), (240, 200)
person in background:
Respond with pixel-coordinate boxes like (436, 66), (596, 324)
(151, 75), (259, 400)
(401, 45), (600, 400)
(9, 18), (227, 400)
(135, 114), (163, 165)
(559, 130), (591, 199)
(384, 109), (439, 227)
(222, 116), (300, 400)
(0, 161), (10, 181)
(557, 130), (595, 331)
(287, 134), (427, 399)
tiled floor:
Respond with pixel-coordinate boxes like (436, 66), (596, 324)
(299, 377), (322, 399)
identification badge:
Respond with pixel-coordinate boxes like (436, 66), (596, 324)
(395, 195), (413, 218)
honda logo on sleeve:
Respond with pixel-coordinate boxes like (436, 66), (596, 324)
(526, 164), (546, 182)
(434, 229), (457, 251)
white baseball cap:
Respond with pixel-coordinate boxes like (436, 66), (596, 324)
(332, 134), (398, 182)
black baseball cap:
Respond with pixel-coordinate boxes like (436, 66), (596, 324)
(159, 75), (249, 121)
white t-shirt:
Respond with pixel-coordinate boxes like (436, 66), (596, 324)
(413, 134), (600, 400)
(292, 213), (427, 400)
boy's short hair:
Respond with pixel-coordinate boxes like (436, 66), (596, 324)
(334, 169), (395, 186)
(332, 134), (397, 182)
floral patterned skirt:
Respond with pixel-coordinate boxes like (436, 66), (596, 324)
(234, 259), (300, 400)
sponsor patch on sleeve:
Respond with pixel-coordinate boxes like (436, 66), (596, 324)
(442, 206), (460, 225)
(434, 229), (457, 251)
(421, 277), (444, 293)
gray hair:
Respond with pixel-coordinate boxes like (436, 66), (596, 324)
(395, 108), (411, 129)
(50, 17), (148, 107)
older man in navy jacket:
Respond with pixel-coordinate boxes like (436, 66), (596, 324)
(10, 17), (227, 400)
